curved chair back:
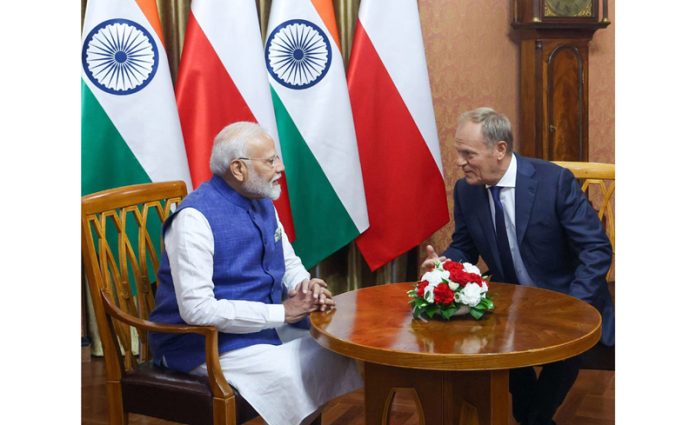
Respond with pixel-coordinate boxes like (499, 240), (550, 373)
(81, 181), (254, 425)
(82, 181), (186, 369)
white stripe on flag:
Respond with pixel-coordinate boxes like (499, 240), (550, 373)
(81, 0), (191, 188)
(191, 0), (279, 144)
(358, 0), (443, 175)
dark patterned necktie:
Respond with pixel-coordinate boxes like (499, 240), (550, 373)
(489, 186), (519, 284)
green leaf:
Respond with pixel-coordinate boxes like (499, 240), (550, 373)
(478, 298), (493, 310)
(470, 308), (484, 320)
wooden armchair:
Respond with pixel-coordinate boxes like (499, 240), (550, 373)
(553, 161), (615, 282)
(553, 161), (615, 370)
(81, 181), (258, 425)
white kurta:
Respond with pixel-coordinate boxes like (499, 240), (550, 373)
(165, 208), (363, 425)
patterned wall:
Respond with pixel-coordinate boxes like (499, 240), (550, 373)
(588, 1), (615, 164)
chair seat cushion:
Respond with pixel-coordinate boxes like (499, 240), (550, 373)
(122, 361), (213, 425)
(121, 361), (259, 425)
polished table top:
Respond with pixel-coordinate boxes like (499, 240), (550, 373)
(310, 282), (601, 371)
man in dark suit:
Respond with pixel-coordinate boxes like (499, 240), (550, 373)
(425, 107), (614, 425)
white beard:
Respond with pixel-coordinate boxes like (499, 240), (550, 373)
(245, 168), (281, 200)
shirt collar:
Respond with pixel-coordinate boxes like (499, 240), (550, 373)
(486, 154), (517, 189)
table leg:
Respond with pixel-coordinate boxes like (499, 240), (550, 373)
(363, 362), (509, 425)
(450, 369), (509, 425)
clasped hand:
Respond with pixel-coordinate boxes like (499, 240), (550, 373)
(283, 278), (335, 324)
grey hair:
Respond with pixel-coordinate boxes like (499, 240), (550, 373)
(457, 107), (513, 154)
(209, 122), (268, 176)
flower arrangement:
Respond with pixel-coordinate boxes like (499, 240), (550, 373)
(407, 260), (494, 320)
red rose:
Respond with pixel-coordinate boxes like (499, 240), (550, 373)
(461, 272), (483, 286)
(433, 283), (455, 305)
(442, 261), (467, 284)
(417, 280), (429, 297)
(442, 261), (464, 273)
(450, 269), (468, 284)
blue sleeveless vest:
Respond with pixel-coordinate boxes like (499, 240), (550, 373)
(149, 176), (286, 372)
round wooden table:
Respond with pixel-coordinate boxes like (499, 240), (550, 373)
(310, 282), (601, 425)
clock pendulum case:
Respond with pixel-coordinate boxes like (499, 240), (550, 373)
(511, 0), (610, 161)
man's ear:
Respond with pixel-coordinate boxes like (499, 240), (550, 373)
(229, 160), (246, 182)
(495, 140), (508, 160)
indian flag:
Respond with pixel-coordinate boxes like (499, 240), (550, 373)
(266, 0), (368, 268)
(81, 0), (191, 195)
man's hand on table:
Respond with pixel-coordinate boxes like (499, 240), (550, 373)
(420, 245), (448, 271)
(284, 278), (335, 323)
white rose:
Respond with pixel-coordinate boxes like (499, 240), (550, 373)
(448, 280), (460, 291)
(459, 282), (483, 307)
(481, 281), (488, 293)
(423, 284), (436, 303)
(463, 262), (481, 275)
(421, 269), (448, 287)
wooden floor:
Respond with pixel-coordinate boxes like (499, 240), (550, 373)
(82, 358), (614, 425)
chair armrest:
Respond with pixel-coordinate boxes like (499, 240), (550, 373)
(100, 289), (234, 398)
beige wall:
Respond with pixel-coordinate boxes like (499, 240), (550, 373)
(418, 0), (615, 253)
(588, 1), (615, 164)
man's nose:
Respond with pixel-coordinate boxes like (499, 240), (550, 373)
(275, 157), (285, 173)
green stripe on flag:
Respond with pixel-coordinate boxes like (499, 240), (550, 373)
(81, 81), (151, 195)
(271, 88), (358, 268)
(82, 80), (161, 288)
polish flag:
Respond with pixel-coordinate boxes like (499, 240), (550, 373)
(176, 0), (295, 239)
(348, 0), (449, 270)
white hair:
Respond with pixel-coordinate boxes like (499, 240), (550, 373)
(458, 107), (514, 153)
(209, 122), (269, 176)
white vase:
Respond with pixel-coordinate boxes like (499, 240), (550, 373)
(452, 305), (470, 317)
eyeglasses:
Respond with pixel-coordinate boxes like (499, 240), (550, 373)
(237, 154), (281, 168)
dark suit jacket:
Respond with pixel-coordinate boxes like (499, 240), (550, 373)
(442, 154), (615, 346)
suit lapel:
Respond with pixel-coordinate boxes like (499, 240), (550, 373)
(515, 154), (537, 245)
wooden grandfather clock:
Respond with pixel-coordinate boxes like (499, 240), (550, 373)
(512, 0), (610, 161)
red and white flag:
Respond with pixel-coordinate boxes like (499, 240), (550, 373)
(348, 0), (449, 270)
(176, 0), (295, 238)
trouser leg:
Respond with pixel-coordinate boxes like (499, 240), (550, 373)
(526, 355), (582, 425)
(509, 366), (537, 424)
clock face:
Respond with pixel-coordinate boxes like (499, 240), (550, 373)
(544, 0), (593, 17)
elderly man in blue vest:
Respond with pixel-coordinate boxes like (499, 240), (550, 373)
(424, 108), (614, 425)
(149, 122), (362, 425)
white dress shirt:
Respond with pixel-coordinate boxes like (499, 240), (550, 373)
(486, 154), (534, 286)
(164, 207), (311, 333)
